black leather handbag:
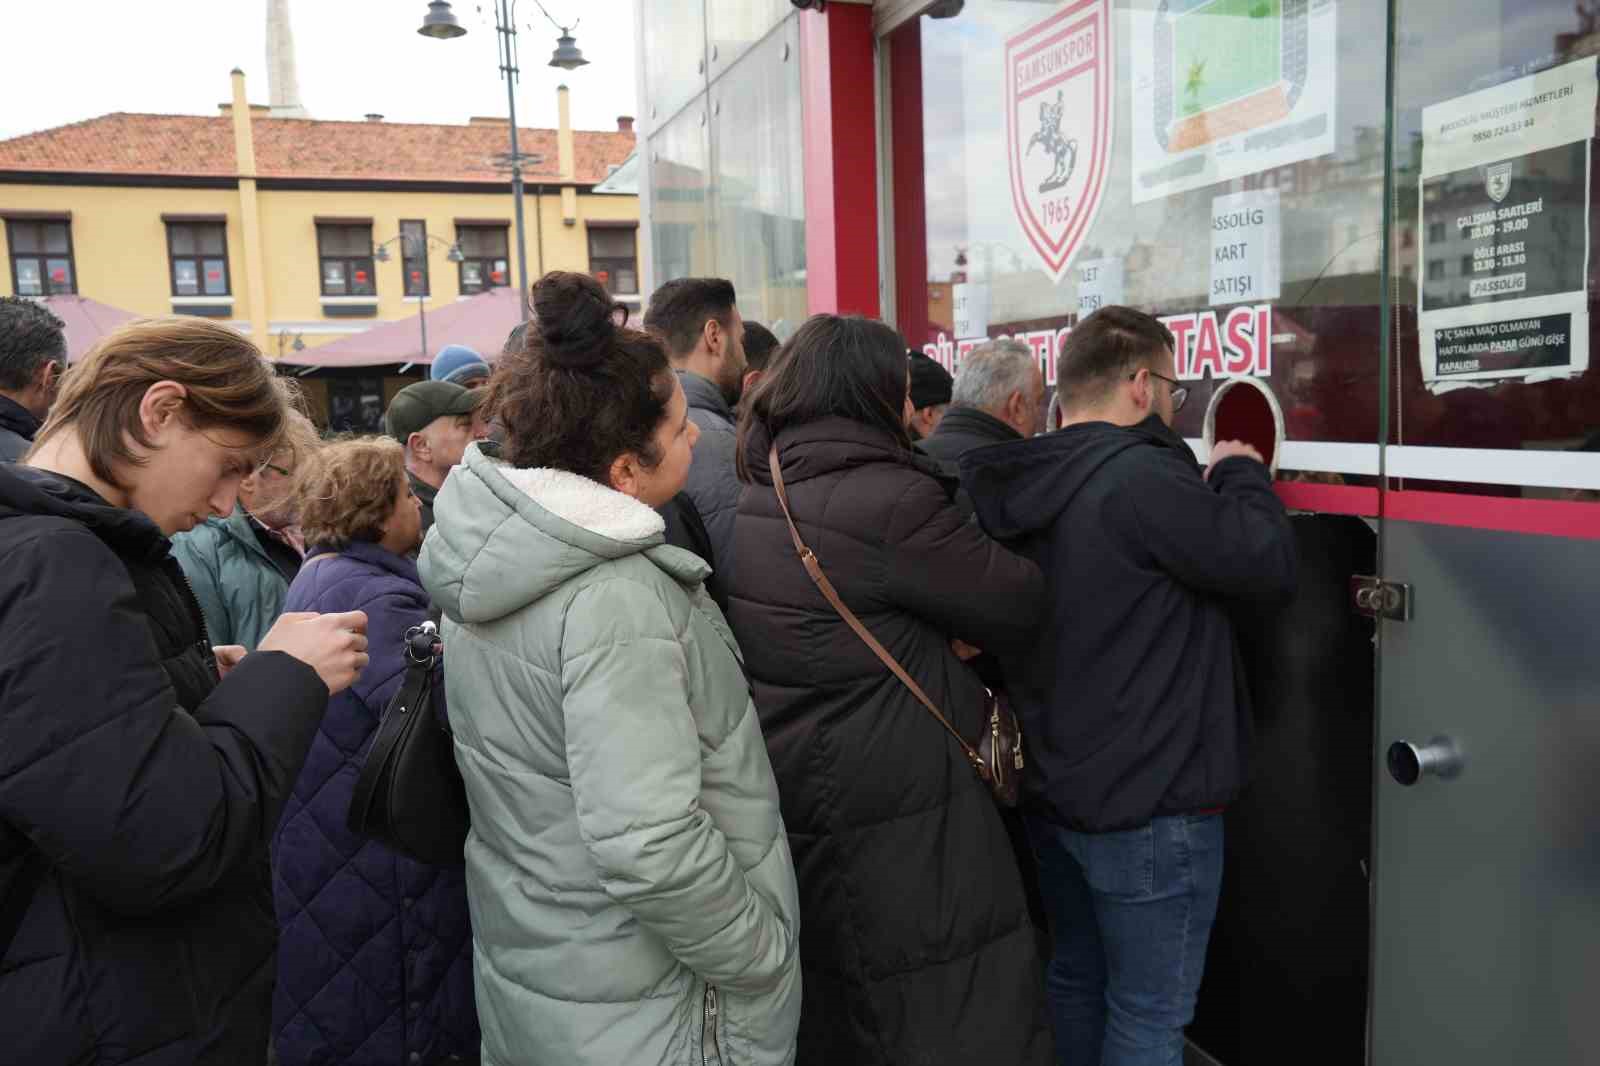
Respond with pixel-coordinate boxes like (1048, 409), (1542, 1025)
(347, 622), (470, 866)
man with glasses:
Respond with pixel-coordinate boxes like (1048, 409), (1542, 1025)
(173, 415), (317, 651)
(960, 306), (1296, 1066)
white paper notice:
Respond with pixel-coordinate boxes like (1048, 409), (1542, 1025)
(1077, 258), (1126, 315)
(1130, 0), (1338, 204)
(1210, 189), (1281, 306)
(952, 283), (991, 340)
(1418, 55), (1595, 392)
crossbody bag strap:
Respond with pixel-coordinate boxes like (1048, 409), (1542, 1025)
(767, 445), (984, 774)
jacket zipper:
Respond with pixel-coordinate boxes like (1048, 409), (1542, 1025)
(703, 984), (723, 1066)
(173, 564), (219, 674)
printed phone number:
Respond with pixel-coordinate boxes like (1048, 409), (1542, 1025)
(1473, 117), (1534, 143)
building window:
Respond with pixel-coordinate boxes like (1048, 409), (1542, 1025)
(317, 223), (376, 297)
(6, 218), (76, 296)
(1428, 221), (1446, 244)
(457, 225), (509, 294)
(166, 221), (229, 296)
(401, 219), (429, 297)
(588, 226), (639, 296)
(1461, 254), (1475, 277)
(1427, 259), (1445, 281)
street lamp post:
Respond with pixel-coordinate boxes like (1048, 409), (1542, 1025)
(419, 0), (589, 323)
(375, 233), (465, 361)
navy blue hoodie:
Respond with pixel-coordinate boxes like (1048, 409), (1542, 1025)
(960, 415), (1296, 832)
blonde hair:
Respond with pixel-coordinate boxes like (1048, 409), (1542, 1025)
(295, 436), (408, 548)
(34, 317), (295, 488)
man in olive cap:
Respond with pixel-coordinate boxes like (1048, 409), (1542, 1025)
(385, 380), (483, 536)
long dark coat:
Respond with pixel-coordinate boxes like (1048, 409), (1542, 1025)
(728, 417), (1053, 1066)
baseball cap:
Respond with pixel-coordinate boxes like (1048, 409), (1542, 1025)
(908, 351), (954, 410)
(430, 344), (491, 385)
(385, 380), (482, 443)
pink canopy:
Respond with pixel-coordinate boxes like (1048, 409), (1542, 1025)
(283, 287), (525, 369)
(43, 295), (141, 364)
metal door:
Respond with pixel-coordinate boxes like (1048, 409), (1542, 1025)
(1370, 1), (1600, 1062)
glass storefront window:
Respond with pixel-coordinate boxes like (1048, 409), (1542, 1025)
(894, 0), (1391, 470)
(640, 0), (708, 131)
(649, 99), (715, 283)
(707, 0), (792, 76)
(1386, 0), (1600, 496)
(710, 16), (807, 337)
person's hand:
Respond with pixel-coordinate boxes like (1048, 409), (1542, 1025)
(952, 639), (983, 662)
(212, 645), (247, 679)
(258, 611), (371, 695)
(1206, 439), (1265, 480)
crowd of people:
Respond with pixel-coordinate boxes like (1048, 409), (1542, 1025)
(0, 277), (1294, 1066)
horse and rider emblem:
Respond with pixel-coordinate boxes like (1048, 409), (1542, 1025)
(1006, 0), (1113, 285)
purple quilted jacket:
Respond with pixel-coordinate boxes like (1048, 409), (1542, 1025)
(271, 540), (479, 1066)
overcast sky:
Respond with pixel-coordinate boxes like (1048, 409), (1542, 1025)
(0, 0), (639, 141)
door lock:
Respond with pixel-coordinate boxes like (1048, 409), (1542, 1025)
(1352, 575), (1413, 621)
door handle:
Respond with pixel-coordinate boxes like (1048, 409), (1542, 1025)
(1387, 736), (1463, 786)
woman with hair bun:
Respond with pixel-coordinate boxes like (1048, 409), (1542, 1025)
(420, 272), (802, 1066)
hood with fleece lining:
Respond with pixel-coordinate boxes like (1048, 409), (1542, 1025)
(959, 413), (1195, 541)
(418, 441), (710, 624)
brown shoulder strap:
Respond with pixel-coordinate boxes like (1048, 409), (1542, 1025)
(767, 444), (983, 773)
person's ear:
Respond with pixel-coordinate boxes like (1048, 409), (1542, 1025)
(407, 429), (431, 463)
(35, 359), (60, 394)
(741, 369), (762, 397)
(703, 316), (723, 358)
(139, 381), (189, 440)
(1131, 368), (1153, 412)
(608, 451), (642, 499)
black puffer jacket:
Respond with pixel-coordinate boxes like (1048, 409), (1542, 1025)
(729, 417), (1052, 1066)
(0, 465), (329, 1066)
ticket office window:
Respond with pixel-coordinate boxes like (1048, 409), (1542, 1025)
(891, 0), (1391, 466)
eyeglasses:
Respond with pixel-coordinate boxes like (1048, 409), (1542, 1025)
(262, 463), (292, 478)
(1133, 370), (1189, 413)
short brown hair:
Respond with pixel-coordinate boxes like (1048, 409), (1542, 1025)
(1056, 306), (1175, 414)
(642, 276), (736, 358)
(295, 436), (408, 549)
(33, 317), (293, 488)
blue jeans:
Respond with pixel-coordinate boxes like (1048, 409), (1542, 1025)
(1027, 813), (1225, 1066)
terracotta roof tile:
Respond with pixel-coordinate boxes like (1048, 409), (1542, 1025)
(0, 112), (636, 185)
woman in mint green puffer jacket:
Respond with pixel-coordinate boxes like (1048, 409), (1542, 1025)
(418, 272), (801, 1066)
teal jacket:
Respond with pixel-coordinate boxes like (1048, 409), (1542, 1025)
(419, 444), (801, 1066)
(171, 506), (291, 651)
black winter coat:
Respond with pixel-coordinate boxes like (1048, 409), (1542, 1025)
(918, 406), (1022, 466)
(0, 465), (329, 1066)
(961, 415), (1297, 833)
(729, 417), (1053, 1066)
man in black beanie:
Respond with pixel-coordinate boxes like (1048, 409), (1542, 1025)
(907, 350), (954, 440)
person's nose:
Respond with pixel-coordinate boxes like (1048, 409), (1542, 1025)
(209, 481), (240, 518)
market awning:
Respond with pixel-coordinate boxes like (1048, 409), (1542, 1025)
(43, 295), (140, 364)
(281, 287), (524, 369)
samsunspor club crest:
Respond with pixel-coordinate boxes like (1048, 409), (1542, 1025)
(1006, 0), (1114, 284)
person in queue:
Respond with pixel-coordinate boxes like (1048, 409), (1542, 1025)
(429, 344), (491, 389)
(271, 437), (478, 1066)
(906, 349), (954, 440)
(739, 319), (782, 404)
(730, 314), (1052, 1065)
(385, 380), (483, 537)
(961, 306), (1297, 1066)
(419, 272), (801, 1066)
(173, 410), (319, 650)
(0, 317), (369, 1066)
(0, 294), (67, 462)
(642, 277), (747, 605)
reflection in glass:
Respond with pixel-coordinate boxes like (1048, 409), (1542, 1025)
(649, 100), (714, 284)
(639, 0), (707, 129)
(710, 18), (806, 337)
(707, 0), (791, 75)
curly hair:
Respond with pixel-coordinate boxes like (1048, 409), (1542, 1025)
(484, 271), (673, 482)
(295, 435), (408, 549)
(0, 295), (66, 391)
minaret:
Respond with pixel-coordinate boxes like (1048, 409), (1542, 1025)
(266, 0), (309, 118)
